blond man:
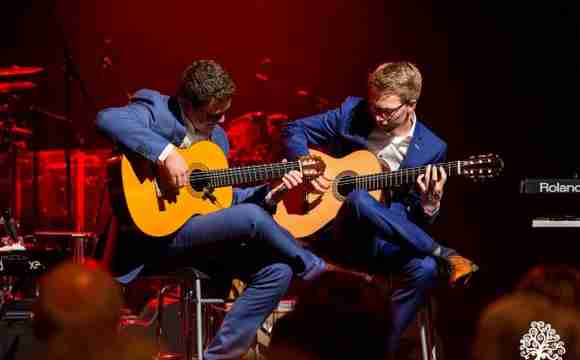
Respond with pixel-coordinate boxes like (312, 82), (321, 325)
(282, 61), (478, 350)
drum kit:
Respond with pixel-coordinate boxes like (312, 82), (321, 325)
(0, 65), (42, 143)
(0, 65), (45, 246)
(223, 111), (290, 167)
(0, 66), (99, 308)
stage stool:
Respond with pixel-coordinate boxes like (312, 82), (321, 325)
(99, 216), (226, 360)
(383, 274), (440, 360)
(174, 267), (225, 360)
(417, 296), (437, 360)
(118, 268), (225, 360)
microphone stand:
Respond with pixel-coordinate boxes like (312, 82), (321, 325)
(53, 3), (97, 230)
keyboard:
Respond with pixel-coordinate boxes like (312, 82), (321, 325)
(520, 178), (580, 195)
(532, 217), (580, 228)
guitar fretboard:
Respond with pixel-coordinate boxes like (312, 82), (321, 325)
(190, 161), (302, 188)
(339, 161), (463, 191)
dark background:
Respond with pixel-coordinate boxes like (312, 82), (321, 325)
(2, 1), (579, 358)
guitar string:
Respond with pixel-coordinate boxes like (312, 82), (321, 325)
(188, 161), (304, 186)
(188, 157), (495, 187)
(188, 161), (300, 180)
(334, 161), (460, 187)
(206, 161), (301, 186)
(334, 159), (496, 187)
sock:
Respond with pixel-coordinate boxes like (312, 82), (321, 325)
(432, 245), (458, 258)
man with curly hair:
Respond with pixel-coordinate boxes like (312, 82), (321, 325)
(96, 60), (331, 360)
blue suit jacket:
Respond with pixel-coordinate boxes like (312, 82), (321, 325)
(96, 89), (270, 206)
(282, 96), (447, 227)
(96, 89), (271, 276)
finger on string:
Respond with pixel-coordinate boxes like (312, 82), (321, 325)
(282, 178), (292, 190)
(315, 177), (330, 189)
(440, 166), (447, 178)
(431, 164), (438, 182)
(424, 165), (432, 186)
(311, 181), (326, 194)
(416, 174), (426, 192)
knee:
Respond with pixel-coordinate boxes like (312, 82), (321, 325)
(236, 203), (271, 229)
(264, 263), (293, 289)
(414, 257), (439, 288)
(237, 203), (269, 219)
(344, 190), (373, 209)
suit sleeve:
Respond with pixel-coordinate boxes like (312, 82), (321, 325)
(233, 184), (277, 213)
(96, 102), (172, 162)
(282, 102), (347, 160)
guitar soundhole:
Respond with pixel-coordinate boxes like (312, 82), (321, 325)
(334, 171), (358, 201)
(190, 169), (210, 192)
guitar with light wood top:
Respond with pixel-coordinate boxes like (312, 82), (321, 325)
(273, 149), (503, 238)
(110, 140), (325, 237)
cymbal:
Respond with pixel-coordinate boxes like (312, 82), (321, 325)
(0, 66), (44, 79)
(0, 81), (37, 94)
(0, 121), (33, 138)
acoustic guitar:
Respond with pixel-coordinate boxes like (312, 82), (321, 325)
(111, 140), (325, 237)
(273, 149), (503, 238)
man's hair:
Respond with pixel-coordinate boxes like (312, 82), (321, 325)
(178, 60), (236, 108)
(368, 61), (422, 103)
(473, 293), (580, 360)
(516, 265), (580, 309)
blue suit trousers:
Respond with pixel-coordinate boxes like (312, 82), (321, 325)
(167, 203), (326, 359)
(331, 191), (440, 351)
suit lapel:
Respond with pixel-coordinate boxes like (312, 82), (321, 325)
(400, 121), (433, 169)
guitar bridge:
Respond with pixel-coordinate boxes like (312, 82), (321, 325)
(202, 187), (224, 208)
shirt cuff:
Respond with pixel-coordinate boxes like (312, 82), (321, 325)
(262, 189), (278, 214)
(264, 191), (274, 205)
(158, 143), (176, 163)
(422, 203), (440, 217)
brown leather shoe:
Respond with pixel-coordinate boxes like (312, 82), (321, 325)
(445, 255), (479, 287)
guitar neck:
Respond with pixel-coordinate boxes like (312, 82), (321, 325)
(204, 161), (302, 188)
(349, 160), (464, 191)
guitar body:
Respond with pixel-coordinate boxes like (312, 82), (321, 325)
(274, 149), (504, 238)
(120, 141), (233, 237)
(274, 149), (383, 238)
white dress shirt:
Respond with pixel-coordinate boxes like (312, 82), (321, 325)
(367, 113), (417, 171)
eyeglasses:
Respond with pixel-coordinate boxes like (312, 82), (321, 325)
(372, 102), (406, 118)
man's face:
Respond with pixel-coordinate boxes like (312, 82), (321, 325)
(368, 88), (415, 132)
(183, 97), (231, 135)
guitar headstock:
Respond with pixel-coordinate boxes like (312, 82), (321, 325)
(298, 155), (326, 179)
(462, 153), (504, 182)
